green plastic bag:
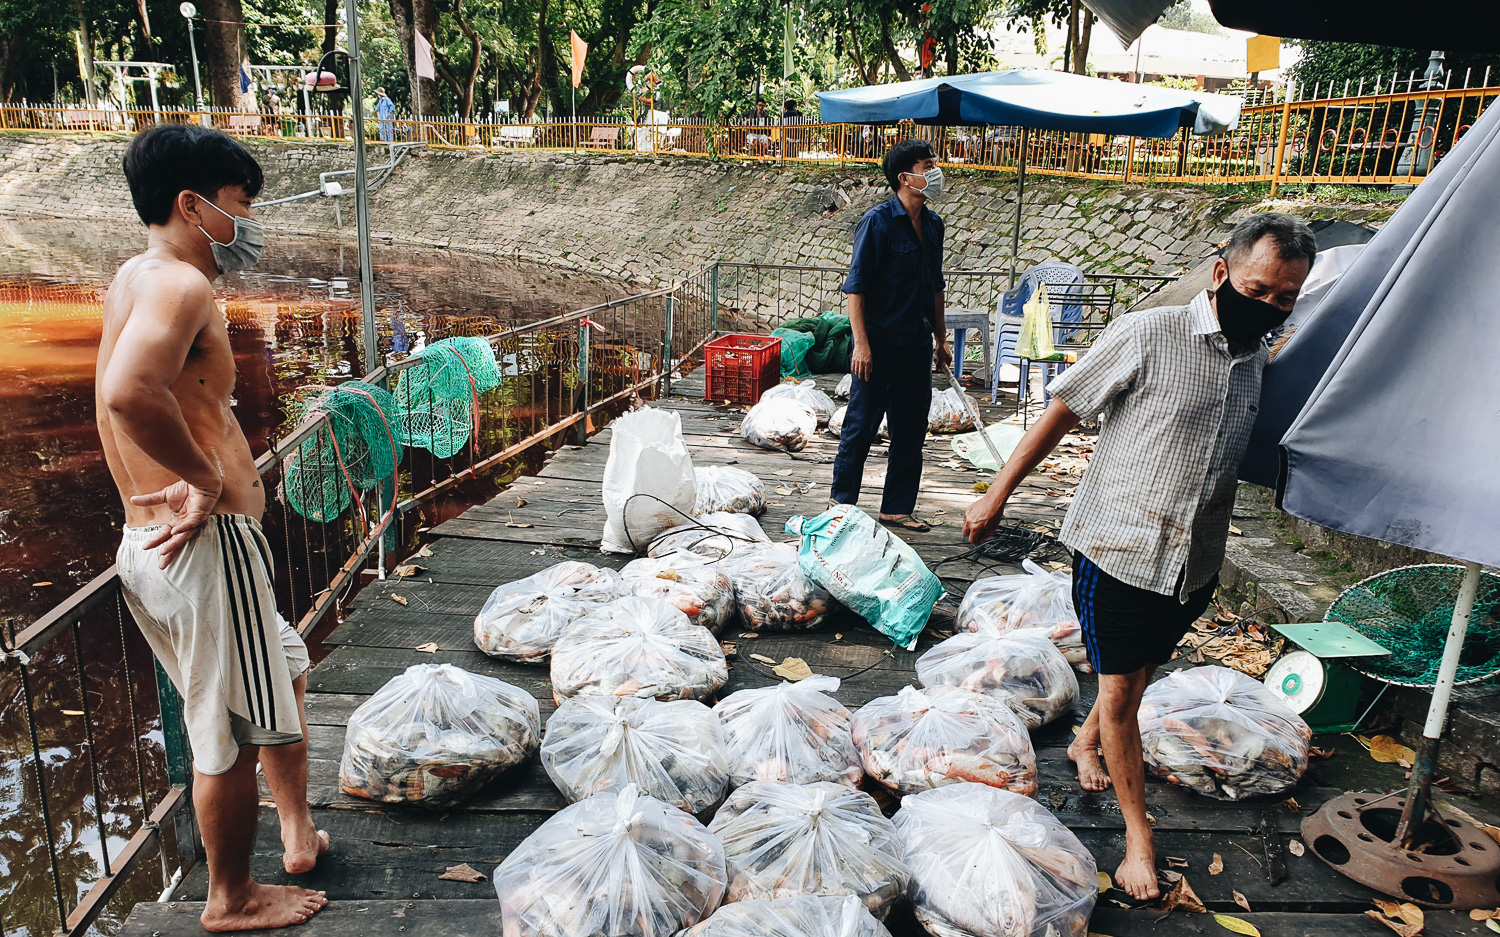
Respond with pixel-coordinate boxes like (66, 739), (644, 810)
(771, 328), (815, 378)
(1017, 283), (1056, 360)
(785, 505), (943, 649)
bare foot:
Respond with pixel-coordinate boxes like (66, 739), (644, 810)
(1067, 737), (1112, 791)
(200, 883), (327, 932)
(283, 828), (331, 875)
(1115, 842), (1160, 901)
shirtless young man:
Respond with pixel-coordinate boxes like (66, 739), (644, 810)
(97, 124), (329, 931)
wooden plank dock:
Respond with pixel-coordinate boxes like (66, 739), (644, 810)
(121, 374), (1498, 937)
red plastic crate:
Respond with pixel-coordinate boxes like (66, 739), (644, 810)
(704, 333), (782, 404)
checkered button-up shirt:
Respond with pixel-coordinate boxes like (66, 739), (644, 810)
(1046, 291), (1268, 599)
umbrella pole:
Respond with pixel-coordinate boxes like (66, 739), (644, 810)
(1010, 127), (1028, 290)
(1394, 560), (1482, 847)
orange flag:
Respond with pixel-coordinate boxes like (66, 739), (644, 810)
(570, 30), (588, 88)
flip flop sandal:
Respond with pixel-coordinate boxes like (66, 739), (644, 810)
(880, 515), (931, 533)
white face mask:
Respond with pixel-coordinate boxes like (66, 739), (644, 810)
(906, 166), (944, 201)
(194, 194), (266, 273)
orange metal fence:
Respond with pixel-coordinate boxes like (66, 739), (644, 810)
(5, 77), (1495, 189)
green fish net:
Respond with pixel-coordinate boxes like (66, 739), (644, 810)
(393, 337), (503, 459)
(283, 381), (402, 523)
(1325, 564), (1500, 687)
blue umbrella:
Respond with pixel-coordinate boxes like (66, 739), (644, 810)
(817, 69), (1241, 285)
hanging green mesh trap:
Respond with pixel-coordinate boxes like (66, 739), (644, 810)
(1324, 563), (1500, 687)
(283, 380), (402, 523)
(393, 337), (502, 459)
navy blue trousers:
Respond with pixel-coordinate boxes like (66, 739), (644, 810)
(831, 338), (932, 515)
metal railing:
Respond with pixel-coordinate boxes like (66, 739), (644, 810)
(1, 264), (717, 937)
(6, 70), (1495, 189)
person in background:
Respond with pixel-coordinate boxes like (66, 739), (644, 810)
(830, 139), (952, 531)
(98, 124), (330, 931)
(782, 99), (803, 118)
(375, 86), (397, 143)
(745, 96), (772, 155)
(265, 90), (281, 116)
(961, 212), (1316, 900)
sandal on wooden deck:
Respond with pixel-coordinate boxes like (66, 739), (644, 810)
(879, 514), (931, 533)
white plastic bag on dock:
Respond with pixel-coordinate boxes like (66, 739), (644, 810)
(761, 379), (836, 426)
(713, 677), (863, 788)
(915, 629), (1078, 730)
(894, 783), (1097, 937)
(541, 695), (730, 815)
(683, 895), (892, 937)
(473, 561), (620, 663)
(1138, 665), (1312, 801)
(694, 465), (767, 516)
(621, 554), (737, 634)
(928, 387), (978, 434)
(709, 780), (911, 918)
(719, 541), (837, 631)
(827, 405), (886, 440)
(646, 511), (769, 561)
(742, 398), (817, 452)
(601, 406), (697, 554)
(338, 663), (539, 807)
(957, 560), (1090, 673)
(550, 595), (729, 705)
(834, 373), (853, 399)
(851, 685), (1036, 797)
(494, 783), (727, 937)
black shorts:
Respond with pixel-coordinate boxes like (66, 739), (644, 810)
(1072, 551), (1218, 675)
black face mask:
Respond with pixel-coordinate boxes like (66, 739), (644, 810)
(1213, 271), (1291, 347)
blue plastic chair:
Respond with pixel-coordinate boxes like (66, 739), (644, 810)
(991, 263), (1086, 405)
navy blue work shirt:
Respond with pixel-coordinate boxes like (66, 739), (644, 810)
(841, 196), (946, 345)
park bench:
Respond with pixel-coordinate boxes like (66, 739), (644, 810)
(498, 124), (536, 147)
(224, 114), (262, 135)
(578, 126), (620, 149)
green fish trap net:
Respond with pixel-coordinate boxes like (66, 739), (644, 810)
(1325, 563), (1500, 687)
(283, 380), (402, 523)
(393, 337), (502, 459)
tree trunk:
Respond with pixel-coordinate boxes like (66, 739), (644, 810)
(434, 0), (482, 121)
(389, 0), (439, 118)
(945, 34), (958, 76)
(880, 19), (911, 83)
(1063, 0), (1078, 73)
(1074, 10), (1094, 75)
(199, 0), (252, 109)
(520, 0), (551, 119)
(0, 34), (26, 102)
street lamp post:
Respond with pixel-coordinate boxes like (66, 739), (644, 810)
(180, 3), (204, 110)
(1395, 50), (1446, 180)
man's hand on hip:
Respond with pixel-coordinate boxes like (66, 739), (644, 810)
(132, 479), (223, 568)
(851, 342), (874, 382)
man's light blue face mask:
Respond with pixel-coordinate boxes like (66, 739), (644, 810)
(905, 166), (944, 201)
(194, 193), (265, 274)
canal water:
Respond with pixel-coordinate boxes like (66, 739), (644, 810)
(0, 216), (626, 936)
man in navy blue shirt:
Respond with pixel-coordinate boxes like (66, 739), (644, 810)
(831, 139), (951, 531)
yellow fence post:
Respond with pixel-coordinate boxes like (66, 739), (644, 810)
(1270, 90), (1294, 196)
(1123, 136), (1136, 183)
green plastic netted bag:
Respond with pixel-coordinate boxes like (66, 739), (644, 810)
(283, 380), (401, 523)
(771, 328), (815, 379)
(393, 337), (502, 459)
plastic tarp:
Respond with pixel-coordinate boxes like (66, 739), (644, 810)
(1205, 0), (1493, 51)
(1249, 102), (1500, 568)
(816, 69), (1241, 138)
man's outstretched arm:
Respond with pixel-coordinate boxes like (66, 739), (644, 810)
(961, 397), (1080, 544)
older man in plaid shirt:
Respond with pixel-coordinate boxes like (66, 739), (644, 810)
(963, 213), (1316, 900)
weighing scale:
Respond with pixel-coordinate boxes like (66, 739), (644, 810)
(1263, 621), (1391, 732)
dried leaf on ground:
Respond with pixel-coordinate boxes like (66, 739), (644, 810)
(1159, 870), (1184, 884)
(749, 653), (777, 664)
(390, 594), (408, 606)
(1287, 839), (1305, 857)
(774, 469), (794, 476)
(1229, 525), (1244, 536)
(1373, 900), (1425, 930)
(1368, 735), (1417, 767)
(973, 481), (990, 493)
(833, 633), (843, 641)
(1468, 910), (1498, 921)
(32, 581), (52, 587)
(1214, 914), (1259, 936)
(772, 657), (814, 681)
(1284, 797), (1302, 813)
(720, 642), (738, 656)
(1165, 856), (1189, 869)
(514, 497), (527, 508)
(739, 632), (759, 639)
(414, 544), (434, 557)
(1160, 877), (1207, 915)
(393, 563), (426, 578)
(1209, 853), (1224, 876)
(1366, 910), (1423, 937)
(61, 709), (83, 716)
(1097, 871), (1113, 893)
(774, 486), (794, 495)
(1234, 891), (1252, 913)
(438, 863), (486, 883)
(1309, 746), (1336, 759)
(505, 520), (535, 529)
(414, 642), (438, 654)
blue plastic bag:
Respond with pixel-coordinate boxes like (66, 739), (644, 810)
(785, 505), (943, 649)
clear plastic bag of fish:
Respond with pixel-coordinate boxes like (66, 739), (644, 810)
(550, 595), (729, 705)
(742, 398), (818, 452)
(647, 511), (769, 561)
(927, 387), (978, 434)
(1138, 665), (1312, 801)
(852, 685), (1036, 797)
(894, 783), (1097, 937)
(714, 677), (863, 788)
(494, 783), (727, 937)
(708, 780), (911, 919)
(541, 695), (730, 815)
(684, 895), (892, 937)
(827, 405), (885, 440)
(339, 663), (539, 807)
(621, 554), (737, 634)
(694, 465), (767, 516)
(957, 560), (1090, 673)
(834, 373), (853, 399)
(915, 629), (1079, 730)
(761, 379), (836, 426)
(719, 541), (838, 632)
(473, 561), (620, 663)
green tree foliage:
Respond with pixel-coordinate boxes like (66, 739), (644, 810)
(1155, 0), (1221, 36)
(1287, 42), (1500, 92)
